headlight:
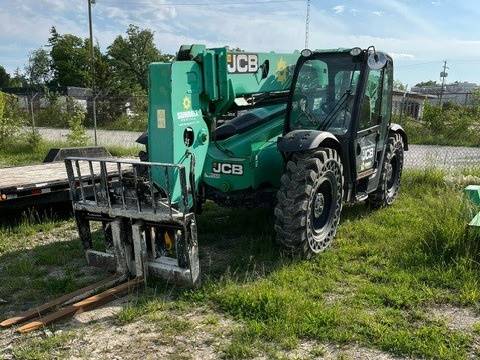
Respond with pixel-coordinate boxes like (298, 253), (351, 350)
(350, 47), (362, 56)
(301, 48), (313, 57)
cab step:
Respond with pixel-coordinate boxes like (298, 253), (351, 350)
(356, 192), (368, 202)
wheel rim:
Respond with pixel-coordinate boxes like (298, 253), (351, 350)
(311, 178), (333, 233)
(386, 152), (400, 197)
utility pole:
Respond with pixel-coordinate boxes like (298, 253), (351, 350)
(304, 0), (310, 49)
(439, 60), (448, 108)
(88, 0), (98, 146)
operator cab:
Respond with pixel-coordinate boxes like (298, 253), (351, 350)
(287, 50), (362, 136)
(282, 46), (394, 198)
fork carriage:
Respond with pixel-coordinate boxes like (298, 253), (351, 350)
(65, 157), (200, 286)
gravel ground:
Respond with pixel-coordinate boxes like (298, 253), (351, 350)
(37, 127), (143, 148)
(37, 127), (480, 169)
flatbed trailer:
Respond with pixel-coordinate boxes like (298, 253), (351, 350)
(0, 147), (124, 211)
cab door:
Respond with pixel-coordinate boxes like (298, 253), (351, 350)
(354, 67), (384, 177)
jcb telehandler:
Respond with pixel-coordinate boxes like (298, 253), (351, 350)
(65, 45), (407, 286)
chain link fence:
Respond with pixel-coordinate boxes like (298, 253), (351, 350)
(4, 88), (480, 172)
(405, 144), (480, 170)
(5, 90), (146, 148)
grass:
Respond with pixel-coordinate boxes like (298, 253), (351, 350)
(191, 169), (480, 359)
(1, 170), (479, 359)
(0, 216), (109, 312)
(12, 332), (74, 360)
(0, 138), (139, 168)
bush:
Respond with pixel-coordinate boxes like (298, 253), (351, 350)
(102, 113), (147, 132)
(90, 91), (147, 131)
(395, 101), (480, 147)
(0, 91), (27, 148)
(66, 98), (89, 146)
(35, 93), (70, 128)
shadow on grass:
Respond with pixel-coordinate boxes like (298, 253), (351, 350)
(0, 203), (73, 227)
(195, 201), (373, 284)
(0, 230), (110, 318)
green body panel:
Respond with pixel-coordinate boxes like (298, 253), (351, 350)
(464, 185), (480, 226)
(203, 108), (285, 192)
(148, 45), (300, 206)
(148, 61), (210, 205)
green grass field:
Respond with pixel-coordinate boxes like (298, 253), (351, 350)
(1, 169), (479, 359)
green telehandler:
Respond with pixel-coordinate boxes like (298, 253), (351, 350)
(65, 45), (408, 286)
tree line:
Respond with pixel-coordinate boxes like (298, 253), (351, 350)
(0, 24), (173, 97)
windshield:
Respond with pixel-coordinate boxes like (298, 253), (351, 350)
(287, 53), (361, 135)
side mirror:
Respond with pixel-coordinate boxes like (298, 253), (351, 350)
(367, 52), (387, 70)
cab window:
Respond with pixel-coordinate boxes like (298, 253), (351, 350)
(359, 68), (383, 130)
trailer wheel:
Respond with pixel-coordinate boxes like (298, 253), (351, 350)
(274, 148), (343, 258)
(368, 133), (404, 208)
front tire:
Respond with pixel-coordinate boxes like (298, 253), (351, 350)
(274, 148), (343, 258)
(368, 133), (404, 208)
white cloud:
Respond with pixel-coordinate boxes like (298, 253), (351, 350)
(369, 0), (436, 34)
(0, 0), (479, 84)
(332, 5), (345, 14)
(389, 53), (415, 60)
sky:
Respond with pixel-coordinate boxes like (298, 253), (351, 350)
(0, 0), (479, 87)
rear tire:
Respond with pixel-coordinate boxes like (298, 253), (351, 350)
(274, 148), (343, 258)
(368, 133), (404, 208)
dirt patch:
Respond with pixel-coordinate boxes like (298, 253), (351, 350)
(2, 296), (239, 360)
(430, 305), (480, 332)
(251, 340), (407, 360)
(1, 297), (418, 360)
(65, 305), (238, 360)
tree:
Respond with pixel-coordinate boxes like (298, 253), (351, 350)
(393, 79), (406, 91)
(415, 80), (437, 87)
(0, 92), (26, 147)
(0, 66), (9, 88)
(107, 25), (170, 91)
(48, 27), (108, 91)
(48, 27), (90, 88)
(8, 68), (27, 88)
(25, 48), (52, 86)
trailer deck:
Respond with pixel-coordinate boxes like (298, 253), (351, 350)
(0, 160), (130, 210)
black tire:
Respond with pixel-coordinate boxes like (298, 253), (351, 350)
(368, 133), (404, 208)
(274, 148), (344, 258)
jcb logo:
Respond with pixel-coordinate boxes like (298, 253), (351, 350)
(212, 162), (244, 175)
(227, 53), (258, 74)
(361, 147), (374, 161)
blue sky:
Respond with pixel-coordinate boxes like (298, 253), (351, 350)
(0, 0), (479, 86)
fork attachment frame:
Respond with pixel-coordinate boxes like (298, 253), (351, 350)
(65, 157), (200, 287)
